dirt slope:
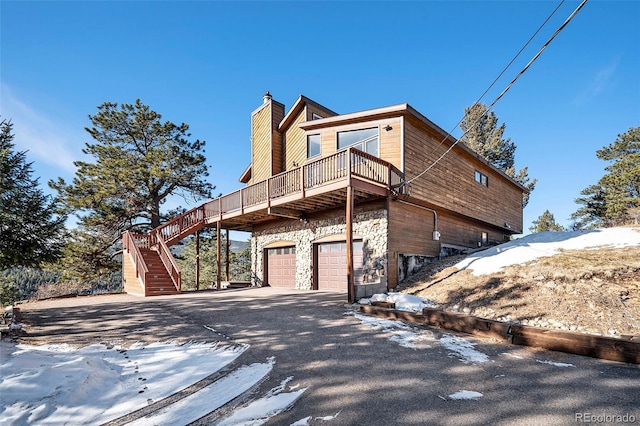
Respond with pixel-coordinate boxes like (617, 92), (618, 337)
(397, 246), (640, 337)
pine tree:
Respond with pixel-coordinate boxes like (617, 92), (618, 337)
(0, 118), (67, 269)
(596, 126), (640, 224)
(570, 184), (607, 229)
(529, 209), (565, 233)
(460, 103), (537, 207)
(571, 127), (639, 227)
(50, 100), (214, 281)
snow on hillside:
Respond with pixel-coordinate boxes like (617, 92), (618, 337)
(455, 227), (640, 276)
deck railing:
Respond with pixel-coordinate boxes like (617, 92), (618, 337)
(138, 147), (403, 250)
(270, 168), (301, 198)
(125, 147), (405, 294)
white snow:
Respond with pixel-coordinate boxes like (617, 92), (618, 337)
(1, 340), (308, 425)
(349, 312), (435, 349)
(362, 292), (437, 312)
(439, 334), (489, 364)
(448, 390), (483, 400)
(455, 227), (640, 276)
(217, 376), (307, 426)
(348, 312), (490, 364)
(536, 359), (575, 368)
(10, 224), (626, 425)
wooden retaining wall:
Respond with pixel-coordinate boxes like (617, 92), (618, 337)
(360, 304), (640, 364)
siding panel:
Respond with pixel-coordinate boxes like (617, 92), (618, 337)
(403, 116), (523, 234)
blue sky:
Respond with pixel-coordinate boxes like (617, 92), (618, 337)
(1, 0), (638, 236)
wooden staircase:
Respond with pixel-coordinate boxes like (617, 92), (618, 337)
(122, 147), (404, 297)
(140, 248), (181, 296)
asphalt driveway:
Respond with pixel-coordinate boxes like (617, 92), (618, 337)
(11, 288), (640, 425)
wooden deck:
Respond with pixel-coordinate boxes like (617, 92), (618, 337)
(122, 147), (404, 295)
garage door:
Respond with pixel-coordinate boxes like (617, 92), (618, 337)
(266, 246), (296, 288)
(317, 241), (363, 291)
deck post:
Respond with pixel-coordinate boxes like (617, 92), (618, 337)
(216, 221), (222, 290)
(346, 185), (355, 303)
(195, 230), (200, 291)
(225, 229), (230, 281)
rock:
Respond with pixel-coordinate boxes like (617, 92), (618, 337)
(545, 281), (557, 289)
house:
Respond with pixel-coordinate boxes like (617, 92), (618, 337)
(122, 92), (526, 301)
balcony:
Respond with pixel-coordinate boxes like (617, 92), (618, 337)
(143, 147), (403, 247)
(123, 147), (404, 295)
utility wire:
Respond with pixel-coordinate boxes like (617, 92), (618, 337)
(404, 0), (588, 186)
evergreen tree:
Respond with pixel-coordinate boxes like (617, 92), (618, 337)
(460, 103), (537, 207)
(50, 100), (214, 281)
(0, 276), (21, 306)
(570, 184), (607, 230)
(529, 209), (565, 233)
(571, 127), (639, 227)
(0, 118), (67, 269)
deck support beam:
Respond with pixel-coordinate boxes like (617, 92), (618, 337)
(225, 229), (230, 281)
(216, 221), (221, 290)
(346, 185), (355, 303)
(195, 230), (200, 291)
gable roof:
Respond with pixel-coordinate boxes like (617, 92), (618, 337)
(279, 95), (338, 131)
(299, 103), (528, 193)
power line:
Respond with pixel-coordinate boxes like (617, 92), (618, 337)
(404, 0), (588, 186)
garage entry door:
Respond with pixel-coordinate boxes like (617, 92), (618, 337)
(266, 246), (296, 288)
(317, 241), (363, 291)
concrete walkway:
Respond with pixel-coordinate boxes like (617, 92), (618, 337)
(13, 288), (640, 425)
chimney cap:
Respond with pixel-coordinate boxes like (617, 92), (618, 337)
(263, 91), (272, 104)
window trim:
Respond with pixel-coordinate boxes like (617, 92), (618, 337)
(475, 170), (489, 187)
(336, 126), (379, 156)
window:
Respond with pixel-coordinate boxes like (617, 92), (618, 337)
(475, 170), (489, 187)
(481, 232), (488, 245)
(307, 134), (321, 158)
(337, 127), (379, 156)
(312, 113), (323, 120)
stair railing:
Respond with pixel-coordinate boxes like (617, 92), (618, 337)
(155, 232), (182, 292)
(122, 230), (148, 293)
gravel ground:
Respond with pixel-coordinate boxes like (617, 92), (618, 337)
(397, 248), (640, 338)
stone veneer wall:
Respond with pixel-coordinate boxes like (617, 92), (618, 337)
(251, 208), (388, 292)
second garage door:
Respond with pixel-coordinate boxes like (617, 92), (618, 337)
(266, 246), (296, 288)
(317, 241), (363, 291)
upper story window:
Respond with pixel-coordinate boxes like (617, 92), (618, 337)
(307, 134), (321, 158)
(337, 127), (379, 157)
(475, 170), (489, 187)
(312, 113), (323, 120)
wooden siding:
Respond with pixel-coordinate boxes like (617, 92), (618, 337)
(271, 101), (285, 175)
(306, 103), (338, 121)
(387, 200), (440, 288)
(403, 115), (523, 234)
(307, 118), (403, 170)
(251, 103), (273, 184)
(250, 100), (285, 183)
(122, 252), (144, 296)
(438, 213), (510, 248)
(283, 107), (308, 171)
